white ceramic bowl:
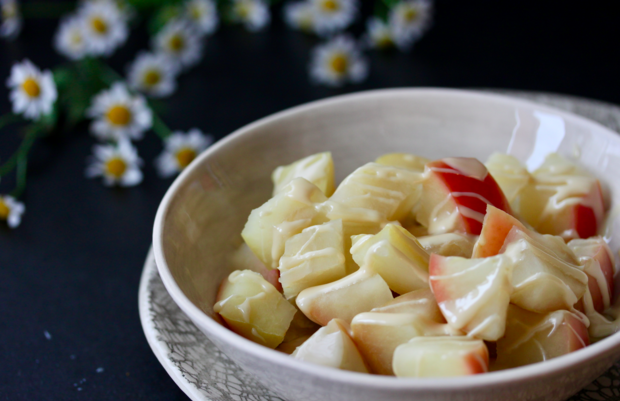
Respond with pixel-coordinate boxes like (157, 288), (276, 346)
(153, 88), (620, 401)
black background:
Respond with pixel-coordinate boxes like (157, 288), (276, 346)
(1, 0), (619, 400)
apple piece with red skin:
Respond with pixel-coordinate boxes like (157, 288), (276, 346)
(569, 237), (615, 313)
(429, 253), (512, 341)
(351, 312), (462, 375)
(495, 305), (589, 370)
(416, 157), (512, 235)
(230, 244), (283, 292)
(472, 204), (528, 258)
(520, 153), (607, 240)
(393, 336), (489, 378)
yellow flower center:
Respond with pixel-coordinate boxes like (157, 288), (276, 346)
(236, 2), (251, 18)
(190, 5), (203, 20)
(3, 2), (17, 19)
(91, 16), (108, 34)
(175, 148), (197, 168)
(143, 70), (161, 86)
(21, 78), (41, 98)
(106, 105), (132, 126)
(330, 53), (348, 74)
(377, 34), (394, 48)
(403, 7), (418, 22)
(71, 32), (83, 46)
(321, 0), (339, 12)
(0, 199), (10, 220)
(105, 157), (127, 178)
(169, 34), (185, 52)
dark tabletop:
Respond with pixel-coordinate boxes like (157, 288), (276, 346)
(1, 1), (619, 400)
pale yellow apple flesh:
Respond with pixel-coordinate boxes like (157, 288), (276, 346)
(272, 152), (335, 197)
(293, 319), (368, 373)
(214, 270), (297, 348)
(485, 153), (531, 205)
(418, 232), (477, 258)
(278, 219), (346, 299)
(393, 336), (489, 377)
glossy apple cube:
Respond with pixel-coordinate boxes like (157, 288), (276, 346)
(472, 204), (528, 258)
(214, 270), (297, 348)
(230, 243), (282, 292)
(326, 162), (424, 223)
(351, 312), (461, 375)
(393, 336), (489, 378)
(502, 228), (588, 313)
(277, 309), (320, 354)
(371, 288), (445, 323)
(495, 305), (589, 369)
(242, 178), (327, 269)
(569, 237), (615, 313)
(416, 157), (512, 235)
(520, 153), (606, 240)
(278, 219), (347, 299)
(418, 232), (477, 258)
(429, 253), (512, 341)
(293, 319), (368, 373)
(296, 268), (393, 326)
(272, 152), (335, 197)
(375, 153), (430, 172)
(350, 223), (429, 295)
(485, 153), (531, 205)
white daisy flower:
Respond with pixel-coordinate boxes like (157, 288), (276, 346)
(85, 139), (143, 187)
(86, 82), (153, 142)
(230, 0), (270, 32)
(153, 19), (203, 70)
(1, 0), (21, 40)
(364, 16), (416, 52)
(0, 194), (25, 228)
(309, 35), (368, 87)
(54, 16), (88, 60)
(185, 0), (218, 36)
(78, 0), (128, 57)
(389, 0), (432, 39)
(283, 1), (314, 33)
(6, 59), (58, 120)
(155, 129), (213, 177)
(311, 0), (357, 37)
(127, 52), (178, 98)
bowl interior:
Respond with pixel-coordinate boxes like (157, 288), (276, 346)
(156, 88), (620, 338)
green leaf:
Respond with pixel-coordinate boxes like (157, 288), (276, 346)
(148, 4), (183, 35)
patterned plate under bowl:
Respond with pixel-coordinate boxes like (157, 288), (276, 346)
(139, 91), (620, 401)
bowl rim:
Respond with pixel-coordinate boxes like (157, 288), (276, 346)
(153, 87), (620, 390)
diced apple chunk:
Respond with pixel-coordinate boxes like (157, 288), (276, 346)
(520, 153), (606, 240)
(418, 233), (477, 258)
(272, 152), (335, 197)
(277, 309), (320, 354)
(416, 157), (512, 235)
(242, 178), (327, 269)
(293, 319), (368, 373)
(393, 337), (489, 378)
(326, 162), (424, 223)
(371, 289), (445, 322)
(375, 153), (430, 172)
(502, 228), (588, 313)
(429, 253), (512, 341)
(296, 268), (393, 326)
(568, 237), (615, 313)
(230, 244), (282, 292)
(495, 305), (589, 369)
(485, 153), (531, 205)
(214, 270), (297, 348)
(278, 220), (346, 299)
(351, 312), (461, 375)
(472, 204), (528, 258)
(350, 224), (429, 295)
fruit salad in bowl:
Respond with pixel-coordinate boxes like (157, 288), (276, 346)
(153, 89), (620, 401)
(214, 150), (618, 378)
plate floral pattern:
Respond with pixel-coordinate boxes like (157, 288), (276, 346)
(139, 91), (620, 401)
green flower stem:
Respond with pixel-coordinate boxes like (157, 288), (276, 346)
(10, 157), (28, 199)
(0, 125), (41, 177)
(20, 2), (75, 18)
(150, 109), (172, 139)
